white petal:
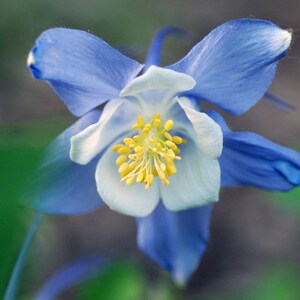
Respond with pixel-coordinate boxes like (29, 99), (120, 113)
(161, 139), (220, 211)
(120, 65), (196, 97)
(96, 147), (160, 217)
(178, 97), (223, 159)
(70, 99), (138, 165)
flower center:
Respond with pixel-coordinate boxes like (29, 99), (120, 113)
(112, 113), (187, 189)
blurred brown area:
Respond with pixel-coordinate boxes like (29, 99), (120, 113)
(2, 0), (300, 298)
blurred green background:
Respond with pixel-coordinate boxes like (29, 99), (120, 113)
(1, 0), (300, 299)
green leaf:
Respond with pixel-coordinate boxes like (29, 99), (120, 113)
(0, 117), (71, 296)
(271, 188), (300, 213)
(78, 260), (147, 300)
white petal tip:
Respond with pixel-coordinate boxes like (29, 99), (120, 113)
(173, 275), (188, 288)
(27, 51), (35, 66)
(165, 198), (218, 212)
(69, 152), (87, 165)
(69, 154), (90, 165)
(69, 137), (90, 165)
(107, 203), (153, 217)
(271, 28), (292, 52)
(281, 29), (292, 47)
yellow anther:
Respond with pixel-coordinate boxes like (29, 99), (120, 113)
(181, 138), (187, 144)
(116, 155), (127, 166)
(112, 144), (123, 151)
(166, 159), (174, 166)
(167, 165), (177, 175)
(163, 178), (170, 185)
(146, 174), (154, 185)
(112, 114), (186, 189)
(118, 163), (129, 174)
(137, 116), (145, 127)
(133, 135), (142, 141)
(164, 132), (172, 141)
(142, 128), (150, 135)
(123, 138), (134, 145)
(167, 149), (175, 159)
(126, 176), (135, 185)
(166, 140), (177, 150)
(174, 148), (181, 154)
(153, 119), (161, 127)
(136, 172), (145, 183)
(152, 113), (160, 120)
(173, 136), (183, 144)
(164, 120), (174, 131)
(134, 145), (143, 153)
(118, 146), (131, 155)
(164, 156), (173, 163)
(121, 168), (133, 177)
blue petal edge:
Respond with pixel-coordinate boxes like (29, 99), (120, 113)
(206, 110), (300, 190)
(24, 110), (103, 214)
(137, 203), (213, 285)
(28, 28), (144, 116)
(168, 19), (291, 115)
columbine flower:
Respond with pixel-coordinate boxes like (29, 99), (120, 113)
(67, 65), (223, 216)
(27, 19), (300, 284)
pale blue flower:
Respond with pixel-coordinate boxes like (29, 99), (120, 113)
(27, 19), (298, 284)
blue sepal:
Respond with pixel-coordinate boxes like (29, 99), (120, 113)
(137, 203), (213, 285)
(169, 19), (291, 115)
(25, 110), (103, 214)
(206, 110), (300, 191)
(28, 28), (144, 116)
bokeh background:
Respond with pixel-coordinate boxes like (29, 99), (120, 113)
(1, 0), (300, 299)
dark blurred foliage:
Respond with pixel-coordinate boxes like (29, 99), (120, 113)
(1, 0), (300, 299)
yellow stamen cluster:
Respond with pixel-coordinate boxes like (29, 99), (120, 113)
(112, 114), (187, 189)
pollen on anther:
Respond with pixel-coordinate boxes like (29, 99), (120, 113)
(173, 136), (183, 144)
(164, 132), (172, 141)
(116, 155), (126, 165)
(153, 119), (161, 127)
(118, 163), (129, 174)
(126, 176), (135, 185)
(112, 113), (186, 189)
(164, 120), (174, 131)
(118, 146), (131, 155)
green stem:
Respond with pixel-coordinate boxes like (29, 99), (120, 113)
(4, 212), (43, 300)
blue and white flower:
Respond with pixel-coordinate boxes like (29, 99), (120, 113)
(27, 19), (299, 284)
